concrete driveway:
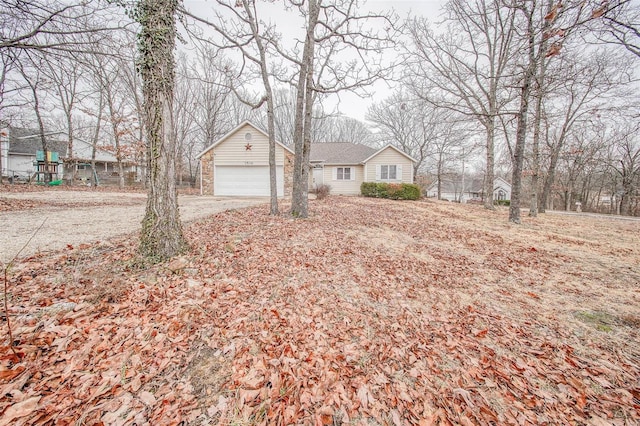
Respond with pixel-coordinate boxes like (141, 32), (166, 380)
(0, 191), (267, 263)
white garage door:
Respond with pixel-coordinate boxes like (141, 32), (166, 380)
(215, 166), (284, 196)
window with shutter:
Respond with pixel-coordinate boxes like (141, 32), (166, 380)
(335, 167), (353, 180)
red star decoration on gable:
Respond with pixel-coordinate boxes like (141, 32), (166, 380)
(245, 143), (252, 151)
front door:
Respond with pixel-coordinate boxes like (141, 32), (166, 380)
(312, 166), (323, 187)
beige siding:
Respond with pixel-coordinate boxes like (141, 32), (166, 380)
(213, 123), (285, 166)
(365, 147), (413, 183)
(324, 165), (364, 195)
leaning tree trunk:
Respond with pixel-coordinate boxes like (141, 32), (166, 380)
(138, 0), (187, 261)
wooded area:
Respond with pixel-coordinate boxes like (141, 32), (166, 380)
(1, 0), (637, 223)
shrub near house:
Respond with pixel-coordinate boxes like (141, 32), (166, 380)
(361, 182), (421, 200)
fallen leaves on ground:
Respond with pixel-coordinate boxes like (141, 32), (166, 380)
(1, 196), (639, 425)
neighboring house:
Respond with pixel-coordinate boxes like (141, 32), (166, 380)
(426, 176), (512, 203)
(424, 179), (467, 202)
(197, 121), (417, 197)
(64, 138), (138, 184)
(1, 127), (67, 181)
(310, 142), (416, 195)
(0, 127), (136, 183)
(197, 121), (295, 196)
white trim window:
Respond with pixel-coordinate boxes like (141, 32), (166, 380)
(376, 164), (402, 181)
(333, 166), (354, 181)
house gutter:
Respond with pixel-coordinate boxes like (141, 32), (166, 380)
(199, 158), (203, 196)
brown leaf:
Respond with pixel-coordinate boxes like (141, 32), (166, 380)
(139, 391), (156, 406)
(0, 396), (41, 426)
(453, 388), (475, 408)
(544, 5), (558, 21)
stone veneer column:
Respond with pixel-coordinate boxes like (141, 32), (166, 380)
(201, 152), (214, 195)
(284, 151), (294, 196)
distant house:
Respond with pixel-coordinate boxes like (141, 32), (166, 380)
(0, 127), (136, 184)
(426, 176), (511, 203)
(424, 178), (467, 202)
(197, 121), (417, 197)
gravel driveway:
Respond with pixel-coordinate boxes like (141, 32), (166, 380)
(0, 191), (267, 263)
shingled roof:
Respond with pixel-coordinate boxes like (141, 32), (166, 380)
(8, 127), (68, 156)
(309, 142), (377, 165)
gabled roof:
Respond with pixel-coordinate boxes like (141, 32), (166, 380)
(426, 180), (464, 193)
(196, 120), (294, 159)
(428, 177), (511, 194)
(8, 127), (68, 156)
(361, 144), (418, 164)
(468, 176), (512, 193)
(309, 142), (377, 164)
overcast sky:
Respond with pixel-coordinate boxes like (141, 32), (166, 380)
(181, 1), (445, 122)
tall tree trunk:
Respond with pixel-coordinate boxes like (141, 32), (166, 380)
(90, 93), (104, 187)
(242, 0), (278, 215)
(509, 5), (537, 224)
(528, 87), (544, 216)
(484, 118), (496, 209)
(65, 109), (74, 185)
(436, 152), (443, 200)
(540, 143), (562, 212)
(290, 0), (319, 219)
(138, 0), (187, 261)
(33, 90), (51, 183)
(529, 0), (554, 217)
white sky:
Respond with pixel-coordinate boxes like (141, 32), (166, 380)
(181, 0), (445, 122)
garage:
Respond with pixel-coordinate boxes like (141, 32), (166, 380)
(214, 165), (284, 196)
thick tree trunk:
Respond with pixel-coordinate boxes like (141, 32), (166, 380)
(138, 0), (187, 261)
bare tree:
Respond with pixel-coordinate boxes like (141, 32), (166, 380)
(1, 0), (128, 55)
(591, 0), (640, 58)
(180, 0), (285, 214)
(15, 52), (53, 182)
(405, 0), (517, 210)
(367, 90), (471, 186)
(314, 115), (374, 145)
(284, 0), (397, 218)
(41, 52), (90, 183)
(608, 124), (640, 215)
(366, 91), (424, 170)
(539, 47), (634, 212)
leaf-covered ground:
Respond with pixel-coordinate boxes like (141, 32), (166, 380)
(1, 196), (639, 425)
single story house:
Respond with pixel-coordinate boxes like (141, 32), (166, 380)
(197, 121), (417, 196)
(309, 142), (416, 195)
(0, 127), (136, 183)
(426, 176), (512, 203)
